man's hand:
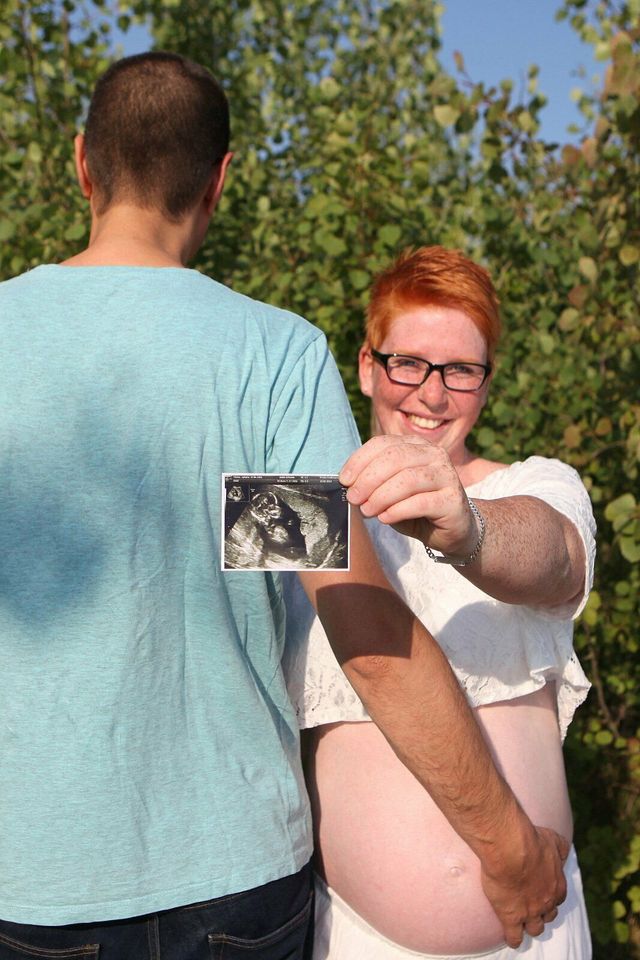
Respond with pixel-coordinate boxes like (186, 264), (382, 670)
(481, 825), (570, 948)
(339, 435), (478, 559)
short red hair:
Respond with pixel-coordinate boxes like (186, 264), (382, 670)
(365, 246), (501, 361)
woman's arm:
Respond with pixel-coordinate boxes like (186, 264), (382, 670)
(458, 494), (585, 605)
(339, 435), (591, 607)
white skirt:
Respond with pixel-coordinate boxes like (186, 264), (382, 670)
(313, 846), (591, 960)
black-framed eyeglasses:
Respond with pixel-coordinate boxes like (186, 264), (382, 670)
(371, 349), (491, 393)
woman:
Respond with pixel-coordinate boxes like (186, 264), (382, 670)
(284, 247), (596, 959)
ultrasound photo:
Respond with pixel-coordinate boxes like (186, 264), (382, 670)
(222, 474), (350, 571)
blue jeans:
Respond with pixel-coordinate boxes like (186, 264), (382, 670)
(0, 862), (314, 959)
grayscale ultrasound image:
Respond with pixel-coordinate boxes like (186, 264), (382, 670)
(222, 475), (350, 571)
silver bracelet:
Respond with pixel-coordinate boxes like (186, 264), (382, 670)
(424, 498), (486, 567)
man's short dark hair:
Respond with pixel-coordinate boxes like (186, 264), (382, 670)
(84, 52), (230, 221)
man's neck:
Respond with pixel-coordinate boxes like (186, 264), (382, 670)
(62, 203), (201, 268)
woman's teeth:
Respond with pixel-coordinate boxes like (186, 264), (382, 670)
(407, 414), (444, 429)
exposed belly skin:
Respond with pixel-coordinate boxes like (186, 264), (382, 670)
(307, 685), (573, 955)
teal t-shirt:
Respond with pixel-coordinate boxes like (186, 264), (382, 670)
(0, 265), (360, 924)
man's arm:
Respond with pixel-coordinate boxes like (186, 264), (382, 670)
(340, 435), (588, 607)
(298, 508), (567, 949)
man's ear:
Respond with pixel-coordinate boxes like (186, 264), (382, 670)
(204, 151), (234, 214)
(358, 344), (374, 398)
(74, 134), (93, 199)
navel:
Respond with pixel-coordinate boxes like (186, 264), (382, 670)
(443, 859), (467, 883)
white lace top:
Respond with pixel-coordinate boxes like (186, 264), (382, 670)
(282, 456), (596, 740)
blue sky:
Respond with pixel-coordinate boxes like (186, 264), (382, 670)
(439, 0), (600, 143)
(118, 1), (601, 146)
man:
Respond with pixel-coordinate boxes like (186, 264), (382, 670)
(0, 52), (567, 958)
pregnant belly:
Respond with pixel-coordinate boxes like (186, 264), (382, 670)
(307, 685), (573, 955)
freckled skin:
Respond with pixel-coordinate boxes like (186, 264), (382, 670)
(358, 306), (491, 470)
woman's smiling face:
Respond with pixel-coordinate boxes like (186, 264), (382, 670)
(359, 304), (491, 468)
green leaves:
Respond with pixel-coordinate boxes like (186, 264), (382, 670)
(348, 268), (370, 291)
(315, 231), (347, 257)
(606, 493), (637, 524)
(433, 104), (460, 127)
(619, 245), (640, 266)
(63, 222), (86, 242)
(0, 0), (109, 274)
(578, 255), (598, 282)
(377, 224), (402, 248)
(605, 494), (640, 562)
(0, 220), (16, 242)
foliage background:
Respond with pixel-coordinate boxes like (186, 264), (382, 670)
(1, 0), (638, 953)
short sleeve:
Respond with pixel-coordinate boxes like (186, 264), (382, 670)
(266, 333), (361, 475)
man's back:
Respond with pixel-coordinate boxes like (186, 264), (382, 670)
(0, 264), (359, 924)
